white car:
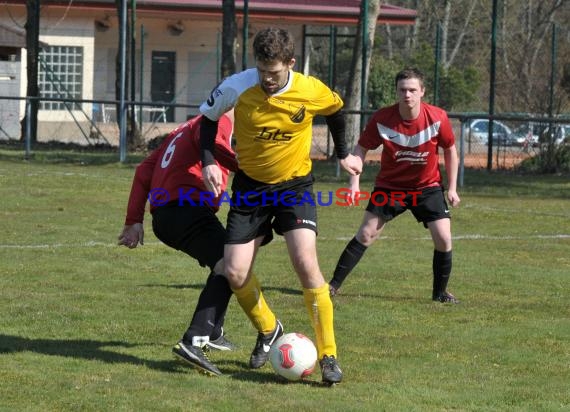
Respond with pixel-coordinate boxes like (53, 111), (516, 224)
(468, 119), (513, 145)
(512, 122), (544, 147)
(514, 122), (569, 147)
(546, 124), (569, 146)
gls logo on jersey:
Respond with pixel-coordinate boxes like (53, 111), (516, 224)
(255, 127), (293, 142)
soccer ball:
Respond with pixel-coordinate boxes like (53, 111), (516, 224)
(269, 332), (317, 381)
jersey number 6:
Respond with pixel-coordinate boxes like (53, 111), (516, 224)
(161, 132), (184, 168)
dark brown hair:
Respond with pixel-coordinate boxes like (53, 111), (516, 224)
(252, 27), (295, 63)
(395, 67), (425, 88)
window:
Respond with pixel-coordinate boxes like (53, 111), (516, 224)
(473, 121), (488, 133)
(39, 46), (83, 110)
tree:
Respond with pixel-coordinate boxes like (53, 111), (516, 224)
(367, 57), (400, 109)
(22, 0), (40, 144)
(344, 0), (381, 149)
(439, 0), (477, 69)
(499, 0), (567, 113)
(221, 0), (237, 78)
(114, 0), (142, 149)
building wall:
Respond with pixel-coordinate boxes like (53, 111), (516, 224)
(0, 4), (305, 141)
(0, 9), (95, 137)
(0, 58), (21, 139)
(92, 16), (303, 122)
(36, 17), (95, 123)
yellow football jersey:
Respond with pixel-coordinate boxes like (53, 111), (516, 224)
(200, 69), (343, 184)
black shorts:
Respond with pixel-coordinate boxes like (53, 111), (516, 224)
(225, 171), (318, 245)
(365, 186), (450, 228)
(151, 202), (225, 270)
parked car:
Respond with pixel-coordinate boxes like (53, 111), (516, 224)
(468, 119), (514, 145)
(513, 122), (569, 147)
(512, 122), (545, 147)
(542, 124), (569, 146)
(559, 125), (569, 145)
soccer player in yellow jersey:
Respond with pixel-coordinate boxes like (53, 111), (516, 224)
(199, 27), (361, 384)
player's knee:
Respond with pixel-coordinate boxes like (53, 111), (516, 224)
(356, 229), (378, 246)
(212, 258), (225, 276)
(291, 255), (319, 278)
(434, 236), (452, 251)
(224, 264), (248, 287)
(292, 262), (324, 289)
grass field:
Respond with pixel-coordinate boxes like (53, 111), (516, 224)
(0, 149), (569, 412)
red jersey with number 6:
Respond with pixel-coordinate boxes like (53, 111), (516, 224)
(358, 102), (455, 190)
(124, 114), (237, 225)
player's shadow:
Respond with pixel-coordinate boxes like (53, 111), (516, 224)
(226, 366), (330, 388)
(142, 282), (424, 300)
(142, 283), (303, 296)
(331, 291), (417, 300)
(1, 334), (333, 386)
(0, 334), (182, 373)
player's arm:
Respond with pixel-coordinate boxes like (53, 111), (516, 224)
(215, 145), (238, 173)
(346, 144), (369, 203)
(325, 110), (362, 176)
(200, 116), (224, 196)
(199, 71), (250, 194)
(443, 144), (460, 207)
(214, 115), (238, 173)
(118, 150), (158, 248)
(118, 223), (144, 249)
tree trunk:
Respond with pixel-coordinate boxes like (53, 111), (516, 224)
(128, 4), (142, 148)
(409, 0), (420, 53)
(441, 0), (450, 68)
(221, 0), (237, 78)
(22, 0), (40, 143)
(344, 0), (381, 150)
(115, 0), (142, 149)
(385, 24), (393, 59)
(114, 0), (124, 138)
(444, 1), (476, 69)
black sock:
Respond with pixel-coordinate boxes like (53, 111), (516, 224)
(330, 237), (368, 290)
(432, 250), (452, 299)
(182, 272), (233, 345)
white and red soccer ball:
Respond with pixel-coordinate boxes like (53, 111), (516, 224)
(269, 332), (317, 381)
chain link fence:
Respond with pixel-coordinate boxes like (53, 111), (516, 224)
(1, 95), (568, 179)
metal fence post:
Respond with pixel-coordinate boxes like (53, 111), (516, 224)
(25, 98), (32, 160)
(119, 0), (128, 163)
(459, 118), (465, 187)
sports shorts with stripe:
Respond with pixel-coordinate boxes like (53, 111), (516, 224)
(225, 171), (318, 245)
(365, 186), (451, 228)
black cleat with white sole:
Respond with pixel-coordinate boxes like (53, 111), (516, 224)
(249, 319), (283, 369)
(173, 341), (222, 376)
(433, 291), (460, 304)
(205, 333), (237, 351)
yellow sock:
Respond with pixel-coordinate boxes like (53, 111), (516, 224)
(303, 283), (337, 359)
(232, 274), (276, 334)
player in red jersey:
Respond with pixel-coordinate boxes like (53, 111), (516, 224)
(330, 68), (461, 303)
(118, 113), (240, 375)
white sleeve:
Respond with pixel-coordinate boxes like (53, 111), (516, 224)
(199, 69), (258, 121)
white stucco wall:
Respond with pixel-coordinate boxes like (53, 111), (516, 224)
(0, 4), (305, 141)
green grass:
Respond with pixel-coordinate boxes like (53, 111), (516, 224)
(1, 153), (569, 411)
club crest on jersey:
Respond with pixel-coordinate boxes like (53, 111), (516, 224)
(289, 104), (306, 123)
